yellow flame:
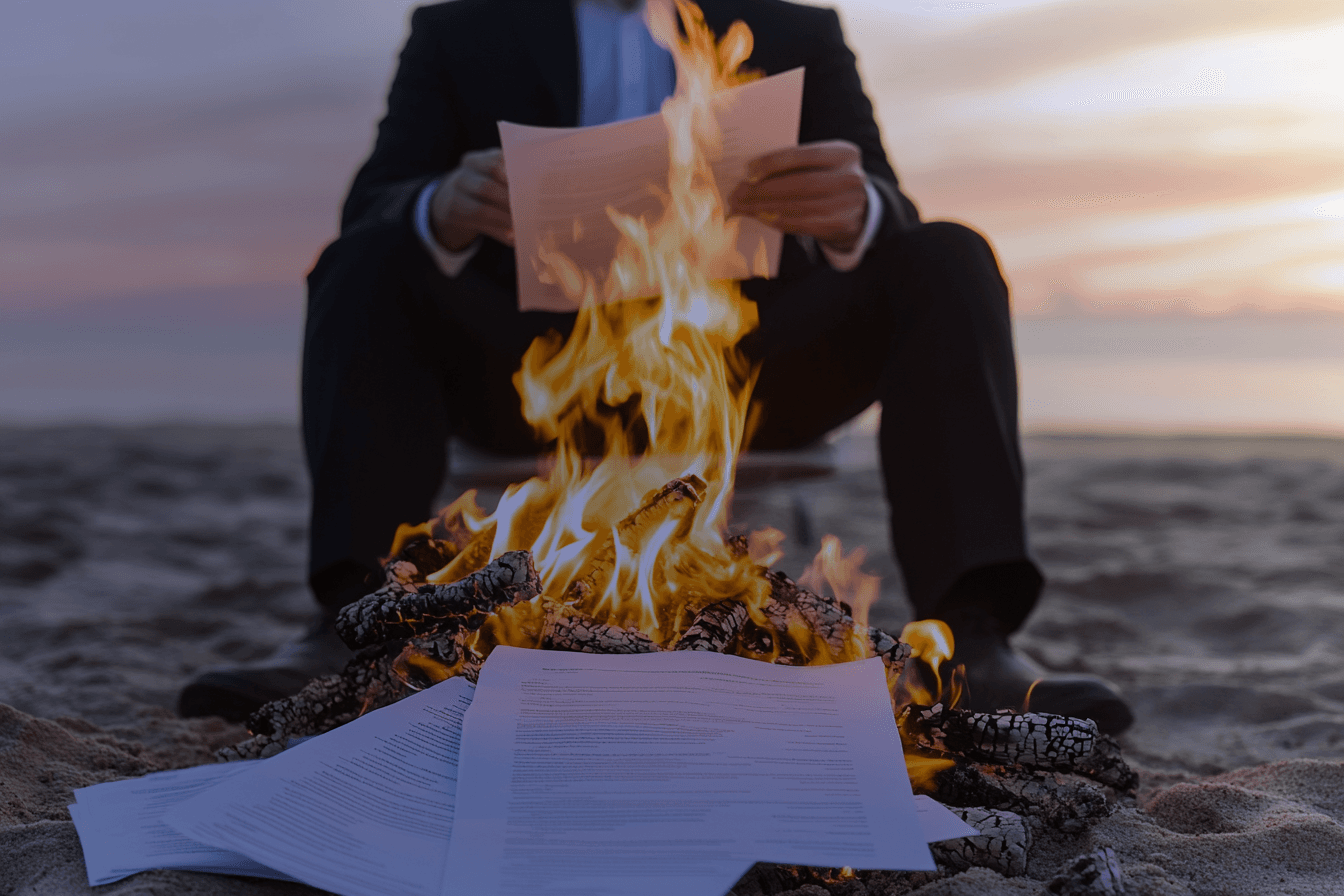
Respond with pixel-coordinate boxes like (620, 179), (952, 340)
(799, 535), (881, 628)
(392, 2), (877, 670)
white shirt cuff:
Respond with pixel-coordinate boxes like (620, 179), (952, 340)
(414, 179), (480, 278)
(819, 180), (884, 272)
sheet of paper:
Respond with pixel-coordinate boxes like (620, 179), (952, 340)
(500, 66), (803, 311)
(68, 762), (300, 886)
(166, 677), (475, 896)
(914, 796), (980, 843)
(443, 646), (934, 896)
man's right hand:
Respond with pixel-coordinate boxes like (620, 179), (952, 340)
(429, 148), (514, 251)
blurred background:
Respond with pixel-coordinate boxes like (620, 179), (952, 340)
(3, 0), (1341, 432)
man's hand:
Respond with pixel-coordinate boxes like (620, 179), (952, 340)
(430, 148), (514, 251)
(728, 140), (869, 253)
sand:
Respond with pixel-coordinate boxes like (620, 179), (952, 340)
(2, 424), (1343, 895)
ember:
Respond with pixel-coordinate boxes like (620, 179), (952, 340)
(225, 2), (1140, 891)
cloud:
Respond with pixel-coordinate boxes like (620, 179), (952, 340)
(857, 0), (1344, 96)
(904, 147), (1344, 225)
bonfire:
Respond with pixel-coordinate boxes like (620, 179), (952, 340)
(224, 3), (1137, 892)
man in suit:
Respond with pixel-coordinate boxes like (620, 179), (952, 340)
(180, 0), (1132, 733)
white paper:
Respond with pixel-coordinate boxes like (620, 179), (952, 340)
(500, 67), (803, 311)
(68, 762), (300, 886)
(914, 796), (980, 843)
(166, 677), (475, 896)
(443, 646), (933, 896)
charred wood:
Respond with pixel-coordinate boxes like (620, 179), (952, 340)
(543, 608), (660, 654)
(1048, 846), (1125, 895)
(1071, 734), (1139, 795)
(930, 762), (1113, 832)
(902, 704), (1097, 770)
(336, 550), (539, 649)
(675, 599), (749, 651)
(564, 476), (705, 606)
(928, 806), (1031, 877)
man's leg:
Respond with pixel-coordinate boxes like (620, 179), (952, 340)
(180, 223), (550, 721)
(747, 222), (1131, 732)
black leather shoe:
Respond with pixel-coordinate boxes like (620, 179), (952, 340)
(178, 613), (352, 722)
(946, 613), (1134, 735)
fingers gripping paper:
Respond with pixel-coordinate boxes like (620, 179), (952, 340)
(499, 68), (803, 311)
(442, 647), (934, 896)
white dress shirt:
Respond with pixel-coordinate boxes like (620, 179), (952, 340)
(413, 0), (882, 280)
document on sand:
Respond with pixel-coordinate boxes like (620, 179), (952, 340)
(165, 677), (475, 896)
(443, 646), (935, 896)
(500, 67), (803, 312)
(68, 762), (300, 886)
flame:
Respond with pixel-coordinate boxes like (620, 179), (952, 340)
(904, 751), (957, 795)
(415, 0), (771, 649)
(895, 619), (963, 709)
(392, 4), (878, 673)
(799, 535), (881, 628)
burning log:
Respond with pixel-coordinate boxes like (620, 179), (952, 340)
(336, 550), (539, 649)
(1048, 846), (1125, 895)
(564, 475), (706, 605)
(220, 630), (470, 762)
(543, 607), (660, 654)
(929, 806), (1031, 877)
(901, 704), (1098, 770)
(675, 598), (749, 651)
(764, 571), (862, 662)
(432, 521), (498, 585)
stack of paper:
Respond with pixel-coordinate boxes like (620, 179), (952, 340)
(71, 649), (977, 896)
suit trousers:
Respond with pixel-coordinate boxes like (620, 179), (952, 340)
(301, 219), (1041, 631)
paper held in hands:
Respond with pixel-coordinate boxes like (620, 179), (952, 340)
(499, 67), (803, 312)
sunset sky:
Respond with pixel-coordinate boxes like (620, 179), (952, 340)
(2, 0), (1342, 424)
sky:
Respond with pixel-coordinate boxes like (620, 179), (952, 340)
(1, 0), (1342, 425)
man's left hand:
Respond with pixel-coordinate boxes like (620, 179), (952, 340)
(728, 140), (869, 254)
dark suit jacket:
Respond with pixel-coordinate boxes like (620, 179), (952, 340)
(339, 0), (920, 292)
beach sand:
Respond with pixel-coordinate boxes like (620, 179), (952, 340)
(3, 424), (1343, 895)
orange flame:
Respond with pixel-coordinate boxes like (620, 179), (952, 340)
(799, 535), (881, 628)
(393, 3), (880, 673)
(443, 0), (770, 644)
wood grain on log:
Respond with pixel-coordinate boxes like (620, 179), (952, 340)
(930, 762), (1113, 832)
(675, 599), (749, 651)
(336, 550), (539, 649)
(928, 806), (1030, 877)
(1071, 734), (1139, 795)
(1048, 846), (1125, 895)
(902, 704), (1097, 769)
(543, 608), (660, 654)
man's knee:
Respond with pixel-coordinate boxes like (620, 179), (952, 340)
(901, 220), (999, 272)
(868, 220), (1010, 322)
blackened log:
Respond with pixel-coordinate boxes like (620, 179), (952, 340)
(621, 475), (705, 545)
(1048, 846), (1125, 895)
(431, 521), (497, 585)
(543, 608), (660, 654)
(1072, 734), (1139, 795)
(867, 626), (909, 672)
(675, 599), (748, 651)
(902, 704), (1097, 769)
(931, 762), (1113, 832)
(336, 550), (539, 649)
(928, 806), (1031, 877)
(763, 573), (853, 659)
